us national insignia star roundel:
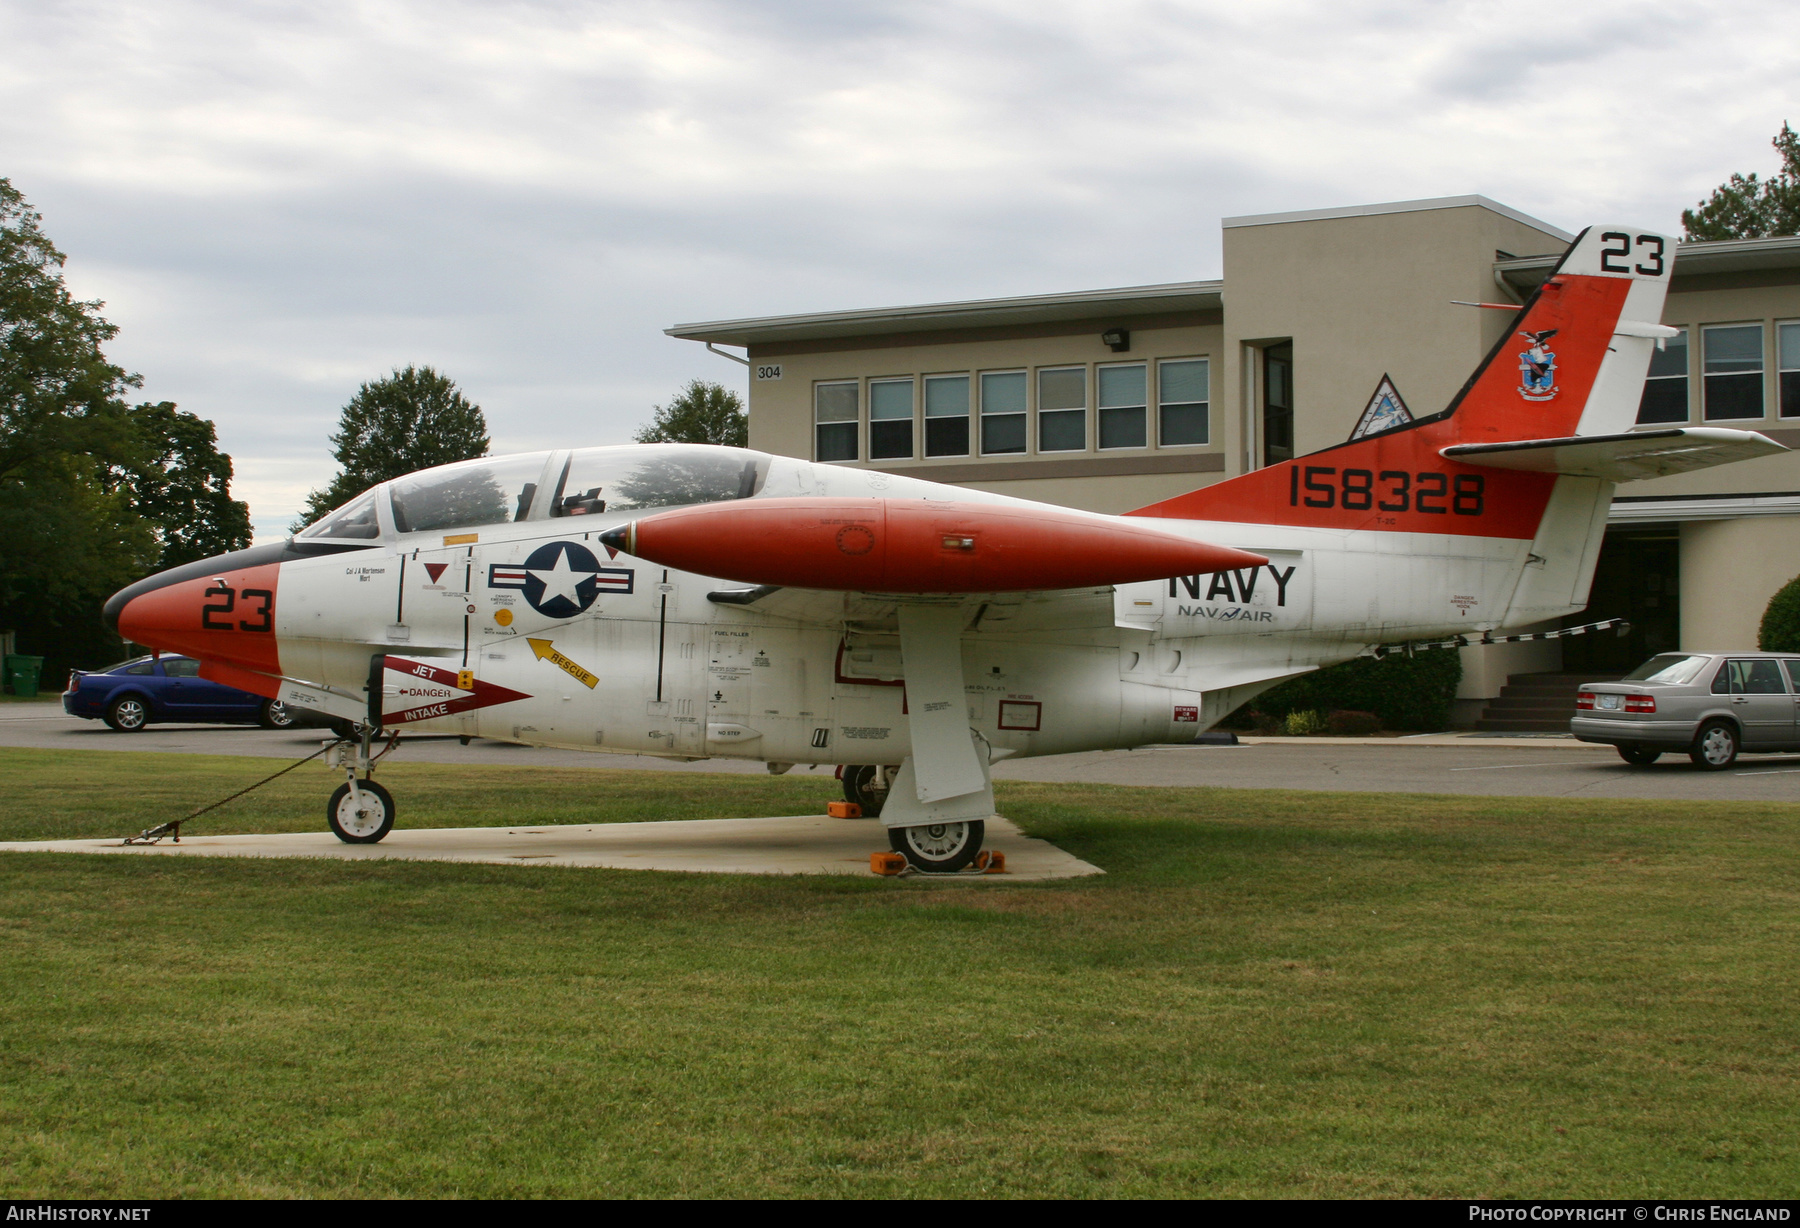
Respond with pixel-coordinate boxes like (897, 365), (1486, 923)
(520, 541), (603, 619)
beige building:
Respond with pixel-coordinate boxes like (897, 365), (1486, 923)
(668, 196), (1800, 721)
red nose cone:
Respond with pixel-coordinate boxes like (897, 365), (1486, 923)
(621, 498), (1266, 592)
(115, 562), (282, 677)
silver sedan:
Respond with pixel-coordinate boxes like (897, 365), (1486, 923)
(1571, 652), (1800, 769)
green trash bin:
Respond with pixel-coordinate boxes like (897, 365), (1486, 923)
(4, 654), (44, 698)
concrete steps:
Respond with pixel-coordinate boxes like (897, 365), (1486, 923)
(1473, 672), (1621, 733)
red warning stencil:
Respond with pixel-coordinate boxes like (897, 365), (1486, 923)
(378, 656), (529, 725)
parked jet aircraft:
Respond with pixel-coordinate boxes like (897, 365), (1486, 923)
(106, 226), (1784, 869)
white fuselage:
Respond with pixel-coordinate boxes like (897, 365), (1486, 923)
(268, 453), (1602, 765)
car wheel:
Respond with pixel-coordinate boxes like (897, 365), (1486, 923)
(259, 699), (297, 730)
(1688, 720), (1739, 770)
(1618, 745), (1662, 766)
(104, 696), (149, 732)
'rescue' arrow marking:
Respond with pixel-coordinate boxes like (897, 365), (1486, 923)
(527, 637), (598, 689)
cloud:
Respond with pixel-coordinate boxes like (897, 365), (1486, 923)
(1, 0), (1794, 540)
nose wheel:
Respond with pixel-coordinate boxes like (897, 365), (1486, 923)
(328, 778), (395, 843)
(889, 820), (984, 872)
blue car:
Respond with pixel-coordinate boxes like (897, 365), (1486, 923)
(62, 655), (298, 732)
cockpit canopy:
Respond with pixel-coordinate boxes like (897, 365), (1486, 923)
(296, 444), (773, 542)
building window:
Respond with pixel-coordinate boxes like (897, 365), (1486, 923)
(1703, 324), (1765, 421)
(869, 378), (914, 460)
(1097, 364), (1147, 449)
(814, 381), (859, 462)
(980, 371), (1027, 455)
(1636, 327), (1689, 424)
(1037, 367), (1087, 452)
(924, 375), (970, 457)
(1158, 358), (1210, 445)
(1263, 342), (1294, 465)
(1781, 322), (1800, 418)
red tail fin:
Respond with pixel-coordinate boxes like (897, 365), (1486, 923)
(1128, 225), (1673, 540)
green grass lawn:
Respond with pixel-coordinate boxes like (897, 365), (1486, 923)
(1, 746), (1797, 1198)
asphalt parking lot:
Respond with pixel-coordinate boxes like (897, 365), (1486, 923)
(7, 702), (1798, 802)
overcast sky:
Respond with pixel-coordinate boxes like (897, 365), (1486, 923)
(2, 0), (1795, 540)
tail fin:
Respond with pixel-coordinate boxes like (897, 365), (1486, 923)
(1127, 225), (1725, 534)
(1442, 224), (1673, 445)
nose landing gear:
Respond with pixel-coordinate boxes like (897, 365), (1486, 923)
(325, 725), (397, 843)
(328, 778), (395, 843)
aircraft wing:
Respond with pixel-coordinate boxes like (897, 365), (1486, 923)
(1441, 427), (1786, 482)
(707, 584), (1117, 633)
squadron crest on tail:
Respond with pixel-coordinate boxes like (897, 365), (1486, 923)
(1517, 328), (1559, 401)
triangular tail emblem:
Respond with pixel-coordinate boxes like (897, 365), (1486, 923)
(1349, 374), (1413, 440)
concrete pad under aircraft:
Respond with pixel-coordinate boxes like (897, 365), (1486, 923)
(0, 814), (1100, 881)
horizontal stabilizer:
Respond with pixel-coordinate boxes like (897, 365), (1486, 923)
(1441, 428), (1786, 482)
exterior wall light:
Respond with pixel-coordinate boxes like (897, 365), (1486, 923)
(1102, 328), (1131, 353)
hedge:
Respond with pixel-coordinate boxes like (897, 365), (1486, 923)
(1233, 647), (1463, 732)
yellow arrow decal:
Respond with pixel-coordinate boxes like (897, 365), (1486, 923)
(526, 637), (598, 690)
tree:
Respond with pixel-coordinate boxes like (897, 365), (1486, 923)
(1682, 122), (1800, 241)
(116, 401), (253, 568)
(635, 379), (747, 448)
(0, 178), (162, 683)
(0, 178), (138, 483)
(1759, 574), (1800, 653)
(296, 365), (489, 529)
(0, 456), (155, 680)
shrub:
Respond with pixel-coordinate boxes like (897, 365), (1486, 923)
(1283, 709), (1326, 736)
(1237, 709), (1282, 735)
(1238, 648), (1462, 732)
(1759, 574), (1800, 652)
(1326, 709), (1383, 736)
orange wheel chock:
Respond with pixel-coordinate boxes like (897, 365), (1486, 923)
(975, 850), (1007, 874)
(828, 801), (862, 819)
(870, 851), (906, 876)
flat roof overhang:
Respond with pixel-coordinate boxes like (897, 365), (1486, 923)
(666, 233), (1800, 349)
(665, 280), (1224, 348)
(1497, 234), (1800, 297)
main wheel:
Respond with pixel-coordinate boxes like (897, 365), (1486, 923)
(104, 696), (149, 732)
(1618, 745), (1662, 766)
(1689, 720), (1740, 770)
(888, 820), (984, 873)
(259, 699), (296, 730)
(842, 765), (891, 817)
(327, 779), (395, 843)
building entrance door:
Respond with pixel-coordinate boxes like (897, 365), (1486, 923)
(1562, 528), (1680, 674)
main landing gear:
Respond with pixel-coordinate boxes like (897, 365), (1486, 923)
(842, 764), (893, 817)
(846, 764), (983, 870)
(887, 820), (985, 873)
(325, 725), (396, 843)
